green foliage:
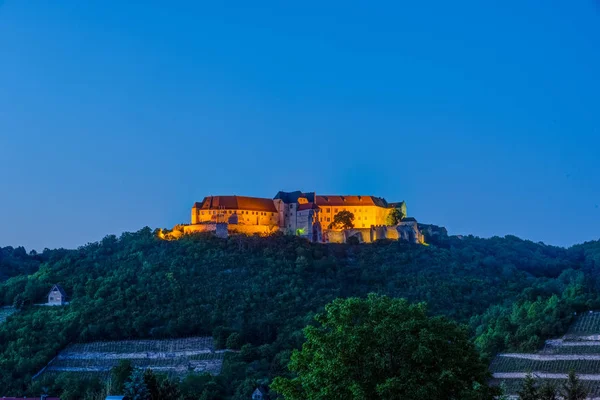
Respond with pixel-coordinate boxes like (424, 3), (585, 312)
(143, 369), (160, 400)
(0, 229), (599, 397)
(0, 246), (42, 281)
(472, 290), (581, 358)
(562, 370), (587, 400)
(112, 359), (134, 394)
(386, 207), (405, 226)
(124, 369), (150, 400)
(328, 210), (354, 229)
(497, 382), (511, 400)
(226, 332), (242, 350)
(539, 380), (559, 400)
(143, 369), (181, 400)
(517, 373), (538, 400)
(271, 294), (499, 400)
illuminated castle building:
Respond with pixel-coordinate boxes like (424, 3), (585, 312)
(181, 191), (421, 244)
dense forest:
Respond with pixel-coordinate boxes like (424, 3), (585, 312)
(0, 228), (599, 398)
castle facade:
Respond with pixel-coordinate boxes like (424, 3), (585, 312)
(183, 191), (418, 244)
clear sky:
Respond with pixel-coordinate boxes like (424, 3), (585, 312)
(1, 1), (599, 250)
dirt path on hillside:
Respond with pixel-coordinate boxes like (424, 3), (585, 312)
(547, 339), (600, 346)
(500, 353), (600, 361)
(493, 372), (600, 380)
(57, 349), (214, 359)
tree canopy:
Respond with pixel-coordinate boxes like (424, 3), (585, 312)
(272, 294), (499, 400)
(0, 229), (599, 398)
(385, 209), (404, 226)
(328, 211), (354, 230)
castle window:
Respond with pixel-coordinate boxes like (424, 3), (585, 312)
(289, 204), (293, 209)
(327, 217), (331, 222)
(334, 208), (338, 213)
(326, 208), (330, 213)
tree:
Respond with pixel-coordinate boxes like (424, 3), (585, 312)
(539, 380), (558, 400)
(496, 382), (511, 400)
(124, 369), (150, 400)
(271, 294), (498, 400)
(562, 370), (587, 400)
(226, 332), (242, 350)
(143, 369), (160, 400)
(517, 372), (538, 400)
(386, 203), (406, 226)
(157, 378), (181, 399)
(111, 359), (133, 394)
(328, 211), (354, 230)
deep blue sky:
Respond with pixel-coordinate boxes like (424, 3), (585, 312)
(1, 1), (599, 250)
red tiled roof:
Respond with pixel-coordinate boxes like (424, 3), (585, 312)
(315, 195), (389, 208)
(193, 196), (277, 213)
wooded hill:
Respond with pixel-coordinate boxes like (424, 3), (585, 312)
(0, 228), (599, 398)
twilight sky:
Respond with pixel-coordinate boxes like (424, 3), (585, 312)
(1, 1), (599, 250)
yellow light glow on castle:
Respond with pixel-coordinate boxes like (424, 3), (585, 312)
(161, 191), (422, 244)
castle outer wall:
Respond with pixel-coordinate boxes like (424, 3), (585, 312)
(178, 191), (420, 244)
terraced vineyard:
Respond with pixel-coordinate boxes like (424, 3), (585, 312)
(567, 312), (600, 337)
(35, 337), (225, 381)
(491, 312), (600, 399)
(0, 306), (16, 324)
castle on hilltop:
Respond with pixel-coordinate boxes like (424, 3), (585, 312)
(164, 191), (423, 244)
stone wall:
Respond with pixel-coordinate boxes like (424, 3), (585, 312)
(182, 223), (277, 237)
(324, 224), (421, 244)
(215, 223), (228, 239)
(183, 224), (217, 235)
(398, 220), (425, 244)
(325, 228), (372, 244)
(167, 219), (423, 244)
(228, 224), (278, 236)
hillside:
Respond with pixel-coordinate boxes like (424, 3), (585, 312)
(36, 337), (224, 381)
(490, 311), (600, 398)
(0, 229), (599, 398)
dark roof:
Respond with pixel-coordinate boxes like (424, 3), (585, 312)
(48, 284), (67, 297)
(253, 387), (269, 396)
(193, 196), (277, 213)
(388, 201), (406, 208)
(316, 195), (389, 208)
(273, 191), (315, 203)
(402, 217), (417, 222)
